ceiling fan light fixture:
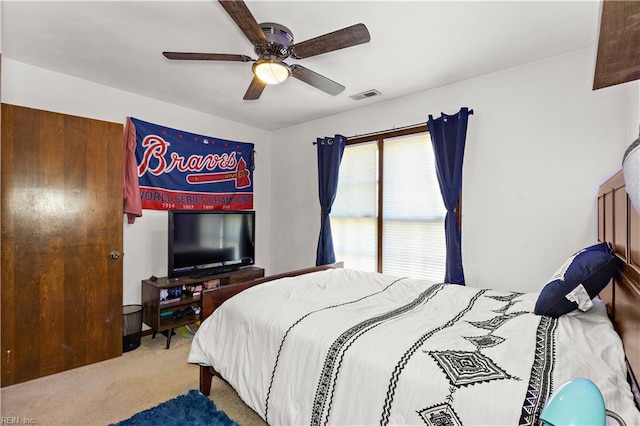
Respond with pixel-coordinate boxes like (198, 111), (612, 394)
(253, 60), (290, 85)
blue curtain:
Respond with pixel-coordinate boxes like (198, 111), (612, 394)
(428, 107), (472, 284)
(316, 135), (346, 266)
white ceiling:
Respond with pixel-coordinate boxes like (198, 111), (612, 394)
(1, 0), (601, 131)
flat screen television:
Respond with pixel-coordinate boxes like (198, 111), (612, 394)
(168, 210), (255, 278)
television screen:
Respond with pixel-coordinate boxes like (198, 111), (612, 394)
(168, 210), (255, 278)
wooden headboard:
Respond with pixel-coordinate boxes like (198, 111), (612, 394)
(200, 262), (344, 321)
(597, 170), (640, 402)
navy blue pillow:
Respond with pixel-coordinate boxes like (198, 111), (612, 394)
(534, 243), (620, 318)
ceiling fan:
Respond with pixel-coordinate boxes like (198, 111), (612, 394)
(162, 0), (371, 100)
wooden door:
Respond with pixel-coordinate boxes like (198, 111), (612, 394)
(1, 104), (124, 386)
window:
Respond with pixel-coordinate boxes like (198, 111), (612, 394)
(331, 129), (448, 281)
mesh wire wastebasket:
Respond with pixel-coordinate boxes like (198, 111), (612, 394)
(123, 304), (143, 352)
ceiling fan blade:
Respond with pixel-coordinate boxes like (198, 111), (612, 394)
(163, 52), (253, 62)
(290, 23), (370, 59)
(290, 64), (345, 96)
(218, 0), (267, 46)
(243, 76), (267, 100)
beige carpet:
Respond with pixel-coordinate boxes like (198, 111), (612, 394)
(0, 333), (266, 426)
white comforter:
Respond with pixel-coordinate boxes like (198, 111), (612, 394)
(188, 268), (640, 425)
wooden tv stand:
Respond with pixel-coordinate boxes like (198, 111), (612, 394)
(141, 266), (265, 349)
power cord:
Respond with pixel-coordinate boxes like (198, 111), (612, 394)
(606, 409), (627, 426)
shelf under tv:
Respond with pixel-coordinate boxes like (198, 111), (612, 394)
(141, 266), (265, 349)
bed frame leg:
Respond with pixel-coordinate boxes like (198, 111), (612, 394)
(200, 366), (213, 396)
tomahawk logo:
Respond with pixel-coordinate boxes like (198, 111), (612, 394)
(187, 157), (251, 189)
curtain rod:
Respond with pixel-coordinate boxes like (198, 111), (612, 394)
(312, 122), (425, 145)
(312, 109), (473, 145)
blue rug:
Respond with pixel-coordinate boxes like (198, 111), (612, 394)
(112, 390), (238, 426)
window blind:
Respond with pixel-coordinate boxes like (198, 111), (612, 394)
(331, 133), (447, 281)
(331, 142), (377, 271)
(382, 134), (446, 281)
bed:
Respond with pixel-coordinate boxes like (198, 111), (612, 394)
(188, 170), (640, 425)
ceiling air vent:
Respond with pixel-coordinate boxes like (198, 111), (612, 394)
(349, 89), (382, 101)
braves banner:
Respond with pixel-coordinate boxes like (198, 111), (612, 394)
(124, 117), (253, 217)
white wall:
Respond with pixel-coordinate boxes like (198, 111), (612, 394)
(270, 48), (639, 293)
(1, 59), (272, 305)
(624, 71), (640, 145)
